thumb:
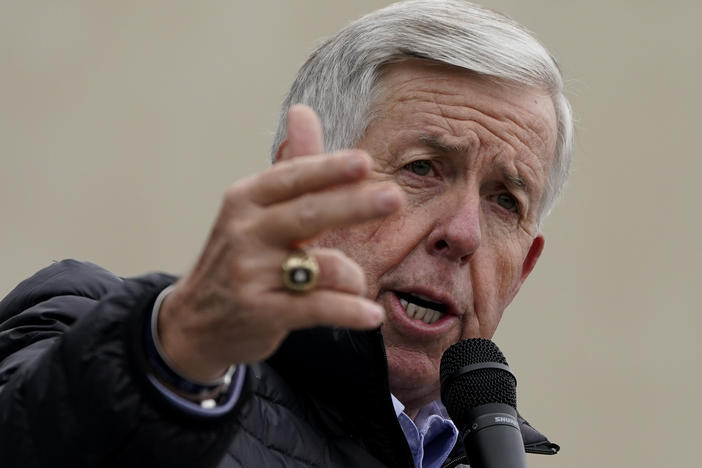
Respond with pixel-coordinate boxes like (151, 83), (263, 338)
(280, 104), (325, 161)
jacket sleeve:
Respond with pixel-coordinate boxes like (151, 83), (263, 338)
(0, 260), (247, 467)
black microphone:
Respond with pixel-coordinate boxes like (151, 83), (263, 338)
(440, 338), (527, 468)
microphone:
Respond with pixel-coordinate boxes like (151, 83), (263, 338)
(440, 338), (527, 468)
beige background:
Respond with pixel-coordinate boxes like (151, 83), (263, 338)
(2, 1), (700, 466)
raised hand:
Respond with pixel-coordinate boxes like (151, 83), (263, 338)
(157, 105), (404, 381)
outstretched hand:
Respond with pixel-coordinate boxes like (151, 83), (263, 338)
(158, 105), (404, 381)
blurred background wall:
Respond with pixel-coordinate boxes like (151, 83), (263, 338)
(2, 1), (700, 466)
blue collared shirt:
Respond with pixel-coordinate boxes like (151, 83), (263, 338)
(392, 395), (459, 468)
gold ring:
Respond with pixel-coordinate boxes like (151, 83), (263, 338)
(281, 250), (320, 293)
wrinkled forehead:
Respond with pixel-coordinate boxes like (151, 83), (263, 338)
(373, 60), (557, 176)
(375, 60), (556, 147)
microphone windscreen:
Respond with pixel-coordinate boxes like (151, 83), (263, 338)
(440, 338), (517, 427)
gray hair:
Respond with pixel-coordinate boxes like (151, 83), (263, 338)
(272, 0), (573, 220)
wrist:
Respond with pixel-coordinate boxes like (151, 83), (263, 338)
(147, 285), (236, 402)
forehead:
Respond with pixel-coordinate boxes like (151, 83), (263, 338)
(372, 60), (558, 180)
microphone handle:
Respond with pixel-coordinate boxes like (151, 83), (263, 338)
(462, 403), (527, 468)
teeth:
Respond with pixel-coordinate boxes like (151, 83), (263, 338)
(399, 297), (443, 324)
(422, 310), (437, 324)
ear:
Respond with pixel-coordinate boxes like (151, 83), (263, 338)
(507, 234), (545, 302)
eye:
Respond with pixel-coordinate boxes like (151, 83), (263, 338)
(495, 193), (520, 213)
(405, 160), (433, 176)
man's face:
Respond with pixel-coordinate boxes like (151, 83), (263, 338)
(314, 60), (557, 411)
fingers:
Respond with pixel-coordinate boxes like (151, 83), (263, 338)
(279, 104), (324, 161)
(248, 151), (372, 207)
(310, 248), (367, 295)
(258, 182), (404, 245)
(245, 248), (367, 296)
(253, 104), (372, 207)
(265, 290), (386, 330)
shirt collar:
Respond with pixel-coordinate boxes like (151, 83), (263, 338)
(391, 394), (459, 468)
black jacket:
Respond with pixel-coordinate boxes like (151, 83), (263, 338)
(0, 260), (558, 467)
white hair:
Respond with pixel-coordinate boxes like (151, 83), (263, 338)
(272, 0), (573, 220)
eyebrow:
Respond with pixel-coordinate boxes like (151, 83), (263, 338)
(419, 134), (532, 196)
(419, 135), (469, 155)
(505, 173), (527, 190)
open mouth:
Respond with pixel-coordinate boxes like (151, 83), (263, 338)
(396, 291), (447, 325)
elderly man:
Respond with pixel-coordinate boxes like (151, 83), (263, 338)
(0, 1), (571, 467)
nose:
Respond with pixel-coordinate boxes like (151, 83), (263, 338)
(426, 191), (482, 264)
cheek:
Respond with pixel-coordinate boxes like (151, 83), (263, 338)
(493, 251), (522, 299)
(312, 212), (417, 292)
(472, 237), (528, 319)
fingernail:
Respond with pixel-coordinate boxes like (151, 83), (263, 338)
(375, 188), (401, 213)
(367, 304), (386, 325)
(345, 153), (366, 176)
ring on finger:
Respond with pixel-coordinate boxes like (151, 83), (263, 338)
(281, 250), (320, 293)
